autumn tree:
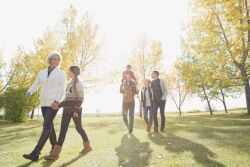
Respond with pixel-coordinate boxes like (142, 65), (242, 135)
(166, 62), (189, 116)
(183, 0), (250, 114)
(178, 54), (215, 115)
(60, 5), (103, 89)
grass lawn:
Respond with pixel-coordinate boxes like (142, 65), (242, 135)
(0, 110), (250, 167)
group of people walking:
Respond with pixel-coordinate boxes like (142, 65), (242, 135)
(22, 52), (167, 162)
(120, 65), (168, 134)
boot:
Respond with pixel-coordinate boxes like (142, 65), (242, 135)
(160, 127), (165, 133)
(148, 121), (152, 133)
(45, 145), (55, 157)
(154, 126), (159, 133)
(23, 151), (39, 161)
(44, 145), (62, 160)
(81, 141), (92, 153)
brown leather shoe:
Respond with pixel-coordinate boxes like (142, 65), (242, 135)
(81, 141), (92, 153)
(44, 145), (62, 160)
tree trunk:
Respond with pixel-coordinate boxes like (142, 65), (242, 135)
(202, 86), (213, 115)
(178, 108), (182, 116)
(244, 80), (250, 115)
(220, 89), (228, 113)
(30, 109), (35, 119)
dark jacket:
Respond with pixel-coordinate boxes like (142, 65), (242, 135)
(141, 87), (153, 107)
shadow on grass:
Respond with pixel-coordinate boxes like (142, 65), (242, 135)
(17, 161), (33, 167)
(115, 134), (152, 167)
(41, 159), (55, 167)
(148, 133), (225, 167)
(166, 116), (250, 155)
(60, 154), (87, 167)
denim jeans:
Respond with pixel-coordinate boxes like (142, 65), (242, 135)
(143, 106), (153, 122)
(122, 101), (135, 131)
(153, 100), (166, 128)
(41, 107), (57, 146)
(57, 109), (89, 146)
(33, 107), (58, 154)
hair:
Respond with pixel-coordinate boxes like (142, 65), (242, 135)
(153, 71), (160, 77)
(126, 64), (132, 69)
(145, 79), (151, 85)
(47, 51), (62, 66)
(69, 66), (81, 97)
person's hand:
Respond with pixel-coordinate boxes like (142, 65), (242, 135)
(51, 101), (59, 110)
(25, 92), (31, 100)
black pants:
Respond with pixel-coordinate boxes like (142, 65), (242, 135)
(153, 100), (166, 128)
(33, 107), (58, 154)
(57, 109), (89, 146)
(122, 101), (135, 131)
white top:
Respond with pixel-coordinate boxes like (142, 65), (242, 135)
(28, 67), (66, 107)
(145, 89), (151, 107)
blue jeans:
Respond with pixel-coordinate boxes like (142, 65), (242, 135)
(41, 107), (57, 146)
(33, 107), (58, 154)
(153, 100), (166, 128)
(143, 106), (153, 122)
(122, 101), (135, 131)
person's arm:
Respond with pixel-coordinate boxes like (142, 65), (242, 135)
(120, 84), (124, 94)
(130, 71), (137, 81)
(74, 81), (84, 108)
(27, 71), (41, 95)
(160, 79), (168, 100)
(54, 71), (66, 103)
(134, 84), (139, 96)
(140, 89), (143, 102)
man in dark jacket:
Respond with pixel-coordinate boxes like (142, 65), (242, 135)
(151, 71), (168, 133)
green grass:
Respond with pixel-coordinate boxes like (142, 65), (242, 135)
(0, 110), (250, 167)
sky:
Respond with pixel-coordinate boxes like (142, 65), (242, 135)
(0, 0), (246, 114)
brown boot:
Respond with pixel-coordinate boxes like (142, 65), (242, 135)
(154, 126), (159, 133)
(148, 121), (152, 133)
(45, 145), (54, 157)
(160, 127), (165, 133)
(80, 141), (92, 153)
(44, 145), (62, 160)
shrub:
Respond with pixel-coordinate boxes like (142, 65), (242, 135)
(2, 87), (39, 122)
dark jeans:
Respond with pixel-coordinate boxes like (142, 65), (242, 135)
(33, 107), (58, 154)
(153, 100), (166, 128)
(122, 101), (135, 131)
(143, 106), (153, 122)
(41, 107), (57, 146)
(57, 109), (89, 146)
